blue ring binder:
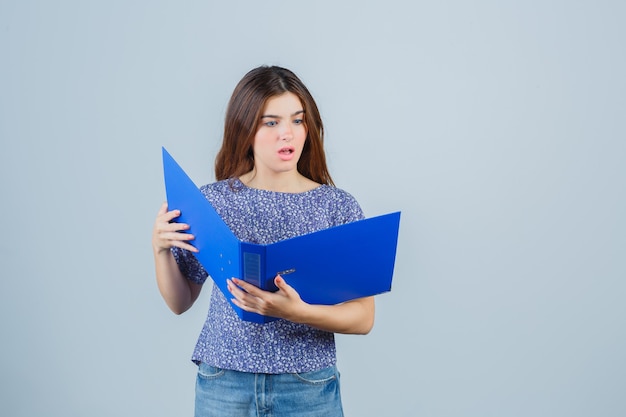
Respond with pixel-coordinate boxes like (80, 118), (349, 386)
(162, 147), (401, 323)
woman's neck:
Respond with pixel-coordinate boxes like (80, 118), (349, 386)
(239, 170), (319, 193)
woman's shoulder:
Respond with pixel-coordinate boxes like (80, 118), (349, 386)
(315, 184), (359, 203)
(200, 178), (246, 195)
(198, 179), (242, 208)
(314, 184), (365, 223)
(198, 179), (223, 191)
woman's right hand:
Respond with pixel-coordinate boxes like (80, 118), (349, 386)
(152, 202), (198, 254)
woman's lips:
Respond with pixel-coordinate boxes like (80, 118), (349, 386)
(278, 146), (295, 160)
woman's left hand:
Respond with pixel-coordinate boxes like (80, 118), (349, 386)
(227, 276), (375, 334)
(227, 276), (305, 321)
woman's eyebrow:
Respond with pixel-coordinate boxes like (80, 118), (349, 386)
(260, 110), (305, 119)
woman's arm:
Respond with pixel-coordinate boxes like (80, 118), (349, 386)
(152, 202), (203, 314)
(294, 296), (375, 334)
(227, 276), (375, 334)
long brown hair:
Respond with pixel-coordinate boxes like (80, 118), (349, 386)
(214, 66), (334, 185)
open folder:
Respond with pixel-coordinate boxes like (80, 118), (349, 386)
(162, 147), (401, 323)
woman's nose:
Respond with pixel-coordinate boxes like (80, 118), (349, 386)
(279, 124), (293, 141)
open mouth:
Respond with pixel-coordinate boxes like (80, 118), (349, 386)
(279, 147), (295, 155)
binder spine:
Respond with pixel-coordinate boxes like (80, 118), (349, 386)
(240, 243), (266, 289)
(236, 243), (279, 323)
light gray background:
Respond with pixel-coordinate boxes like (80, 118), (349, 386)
(1, 1), (624, 416)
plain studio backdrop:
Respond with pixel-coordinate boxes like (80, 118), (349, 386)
(1, 1), (624, 416)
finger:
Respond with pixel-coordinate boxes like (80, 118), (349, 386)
(228, 278), (253, 298)
(169, 240), (199, 253)
(274, 276), (303, 304)
(156, 207), (184, 224)
(227, 279), (257, 307)
(274, 275), (297, 295)
(230, 296), (254, 312)
(158, 231), (196, 242)
(274, 275), (289, 290)
(158, 221), (191, 233)
(227, 279), (244, 298)
(230, 278), (265, 297)
(157, 201), (168, 215)
(153, 228), (197, 252)
(160, 209), (182, 223)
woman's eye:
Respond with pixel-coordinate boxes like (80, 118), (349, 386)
(264, 120), (278, 127)
(293, 118), (304, 125)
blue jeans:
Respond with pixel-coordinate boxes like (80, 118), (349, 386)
(195, 363), (344, 417)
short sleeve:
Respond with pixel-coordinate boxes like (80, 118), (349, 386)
(332, 188), (365, 225)
(171, 247), (209, 285)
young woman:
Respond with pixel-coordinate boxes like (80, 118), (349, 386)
(152, 66), (375, 417)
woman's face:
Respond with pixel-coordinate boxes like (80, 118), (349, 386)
(251, 92), (308, 177)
